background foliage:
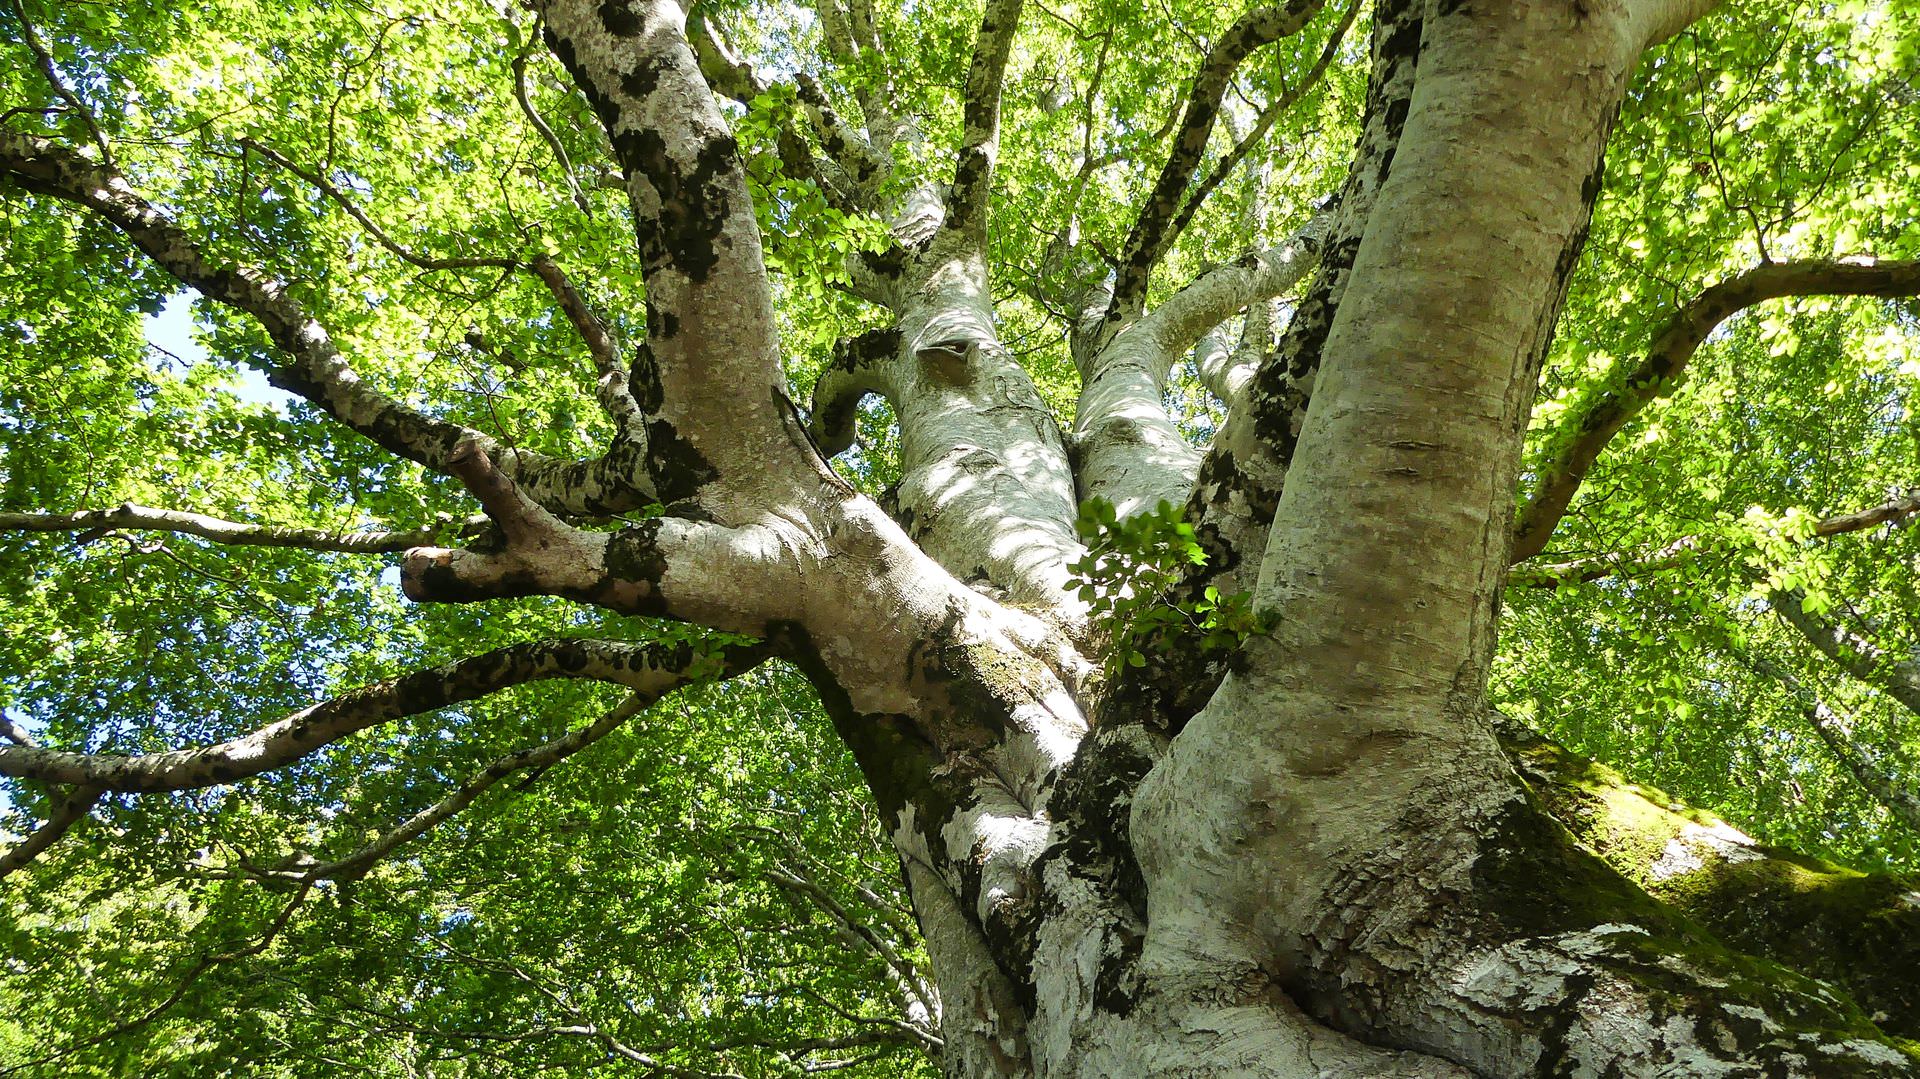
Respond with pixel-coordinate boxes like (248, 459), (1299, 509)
(2, 0), (1917, 1072)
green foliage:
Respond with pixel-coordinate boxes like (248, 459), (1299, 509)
(1069, 498), (1266, 681)
(1, 0), (1918, 1069)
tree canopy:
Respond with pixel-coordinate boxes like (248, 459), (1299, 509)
(2, 0), (1919, 1074)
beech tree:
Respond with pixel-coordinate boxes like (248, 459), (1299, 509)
(4, 0), (1920, 1074)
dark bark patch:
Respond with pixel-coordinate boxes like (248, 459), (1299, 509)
(1091, 921), (1145, 1017)
(1051, 726), (1157, 920)
(946, 148), (990, 232)
(619, 56), (665, 100)
(602, 519), (668, 587)
(597, 0), (643, 37)
(833, 326), (902, 372)
(613, 128), (740, 285)
(629, 343), (664, 412)
(643, 417), (719, 502)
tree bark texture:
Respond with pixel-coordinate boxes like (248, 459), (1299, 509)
(7, 0), (1917, 1074)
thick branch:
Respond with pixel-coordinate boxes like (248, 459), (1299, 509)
(807, 327), (903, 456)
(1106, 0), (1325, 322)
(538, 0), (819, 507)
(0, 639), (717, 792)
(945, 0), (1026, 239)
(1074, 216), (1329, 517)
(0, 132), (649, 515)
(1513, 258), (1920, 561)
(0, 503), (473, 554)
(1177, 0), (1421, 623)
(1505, 715), (1920, 1039)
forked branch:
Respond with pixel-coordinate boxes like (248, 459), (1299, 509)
(1106, 0), (1325, 323)
(0, 639), (728, 792)
(0, 131), (651, 515)
(1513, 258), (1920, 561)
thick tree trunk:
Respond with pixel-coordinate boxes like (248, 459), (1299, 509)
(857, 2), (1920, 1075)
(16, 0), (1920, 1072)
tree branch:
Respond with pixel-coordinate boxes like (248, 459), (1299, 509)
(537, 0), (821, 505)
(0, 879), (313, 1076)
(1740, 651), (1920, 834)
(210, 642), (767, 884)
(239, 138), (519, 272)
(945, 0), (1026, 239)
(512, 32), (594, 217)
(1158, 0), (1358, 267)
(807, 327), (902, 457)
(1770, 587), (1920, 718)
(242, 137), (645, 433)
(1074, 213), (1329, 517)
(0, 784), (102, 880)
(0, 131), (651, 515)
(0, 639), (722, 792)
(687, 16), (886, 207)
(1513, 257), (1920, 562)
(0, 503), (477, 554)
(1105, 0), (1325, 323)
(527, 254), (646, 431)
(6, 0), (115, 168)
(1508, 488), (1920, 588)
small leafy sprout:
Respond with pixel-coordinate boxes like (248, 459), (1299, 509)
(1068, 498), (1268, 682)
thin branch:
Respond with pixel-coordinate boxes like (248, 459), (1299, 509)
(264, 699), (654, 882)
(527, 255), (645, 430)
(251, 135), (644, 431)
(2, 715), (41, 747)
(747, 834), (936, 1033)
(1513, 257), (1920, 561)
(0, 881), (313, 1077)
(687, 16), (883, 208)
(6, 0), (115, 168)
(511, 32), (594, 217)
(1770, 588), (1920, 718)
(0, 639), (726, 792)
(240, 137), (519, 272)
(1161, 0), (1357, 259)
(0, 504), (475, 554)
(1106, 0), (1326, 323)
(1508, 488), (1920, 588)
(214, 643), (763, 884)
(0, 785), (103, 880)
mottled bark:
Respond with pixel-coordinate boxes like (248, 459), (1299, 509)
(17, 0), (1920, 1073)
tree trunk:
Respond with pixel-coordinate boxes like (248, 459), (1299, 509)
(9, 0), (1919, 1073)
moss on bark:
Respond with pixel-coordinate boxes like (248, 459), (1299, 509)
(1500, 716), (1920, 1043)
